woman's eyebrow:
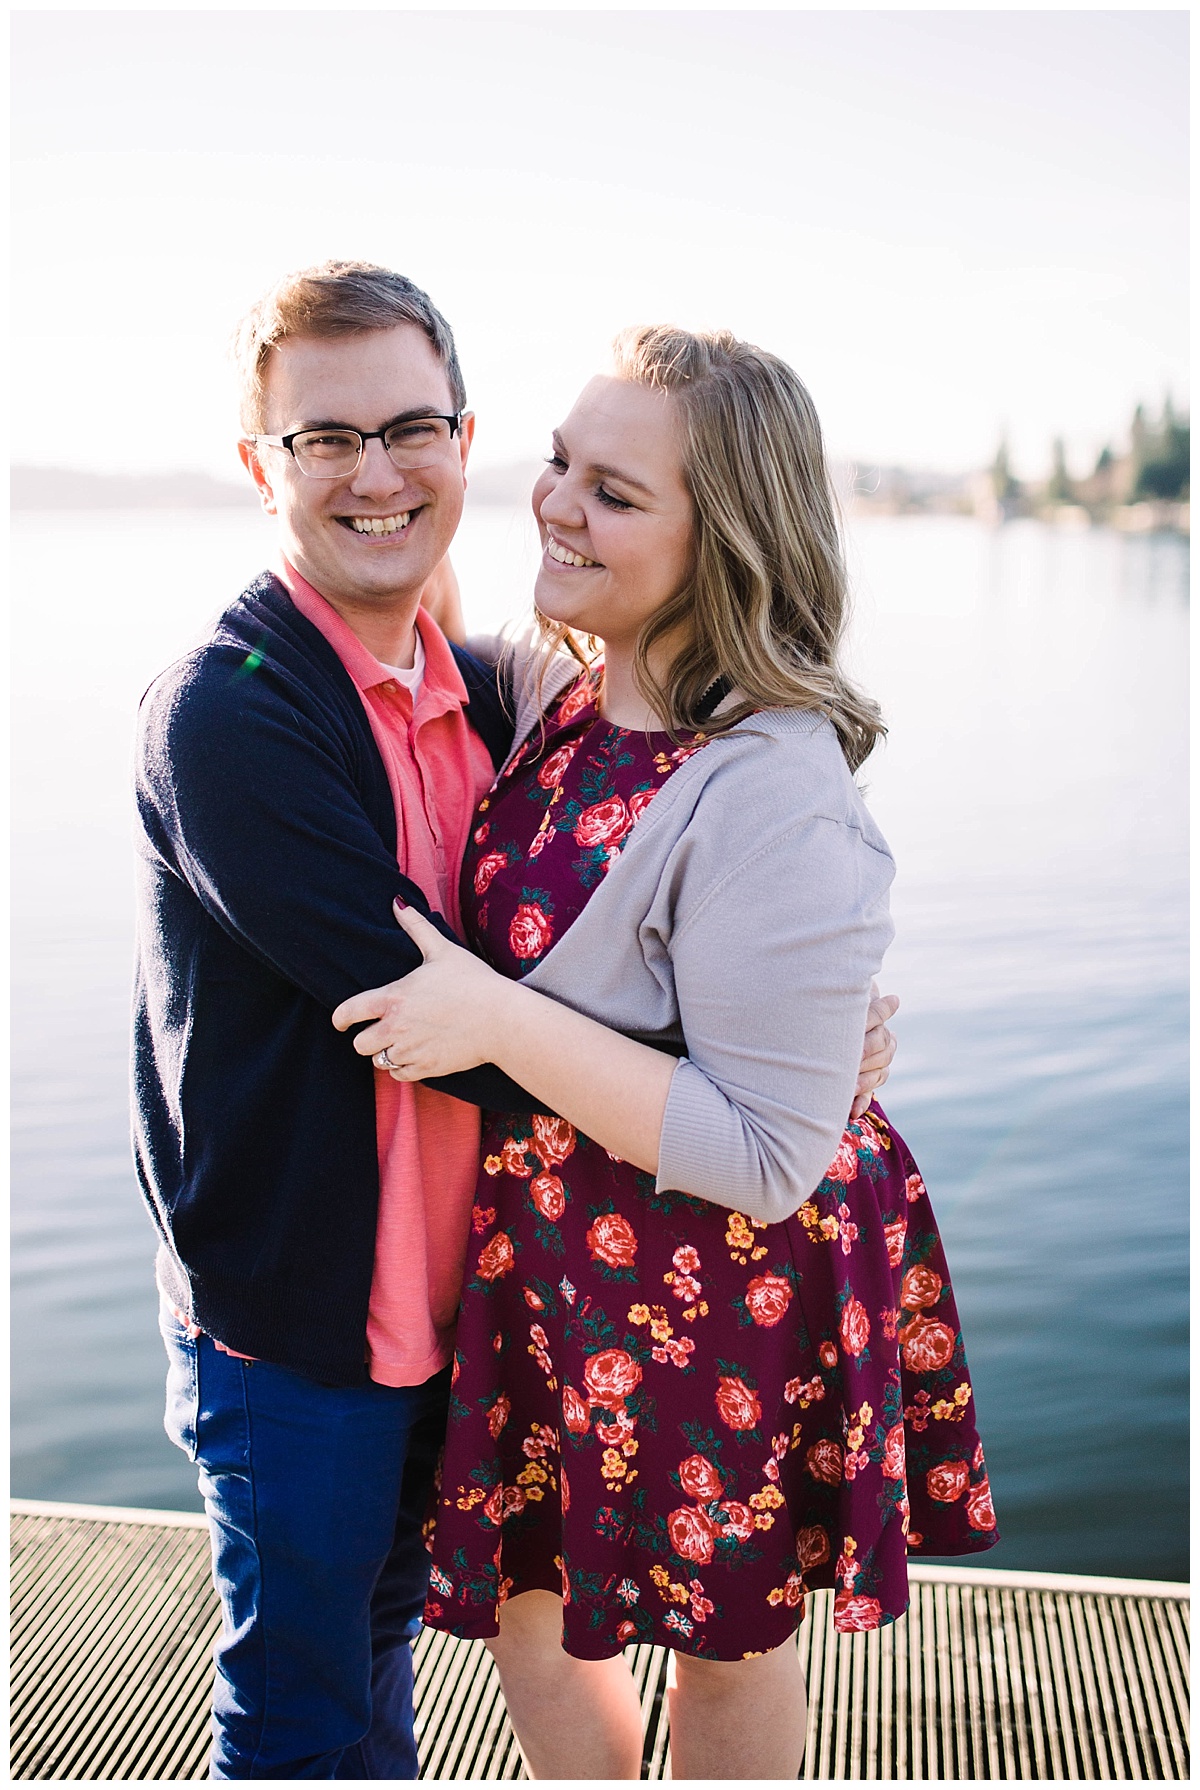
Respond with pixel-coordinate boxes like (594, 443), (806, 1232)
(553, 431), (654, 498)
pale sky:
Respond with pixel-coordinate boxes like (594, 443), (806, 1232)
(12, 8), (1189, 483)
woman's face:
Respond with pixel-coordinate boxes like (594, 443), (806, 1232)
(531, 376), (695, 655)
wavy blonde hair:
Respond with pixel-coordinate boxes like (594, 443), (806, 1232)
(539, 325), (884, 772)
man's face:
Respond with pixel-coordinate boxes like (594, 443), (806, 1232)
(240, 325), (473, 614)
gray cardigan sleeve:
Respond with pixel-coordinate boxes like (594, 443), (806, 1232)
(655, 813), (895, 1224)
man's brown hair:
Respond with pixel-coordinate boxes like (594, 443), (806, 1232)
(233, 260), (466, 433)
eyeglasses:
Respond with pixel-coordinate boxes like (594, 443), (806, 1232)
(252, 413), (464, 479)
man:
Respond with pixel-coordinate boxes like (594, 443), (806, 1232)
(134, 260), (896, 1778)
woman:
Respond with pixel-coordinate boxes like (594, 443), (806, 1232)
(334, 327), (996, 1778)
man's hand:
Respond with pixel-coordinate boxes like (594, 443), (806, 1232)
(419, 556), (467, 644)
(851, 982), (899, 1120)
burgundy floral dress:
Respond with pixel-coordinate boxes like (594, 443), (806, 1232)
(423, 671), (997, 1662)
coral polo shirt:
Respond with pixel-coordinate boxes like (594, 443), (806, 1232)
(281, 561), (496, 1386)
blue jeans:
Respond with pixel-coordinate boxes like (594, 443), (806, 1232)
(160, 1299), (449, 1779)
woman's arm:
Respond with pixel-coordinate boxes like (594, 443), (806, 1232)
(332, 905), (677, 1170)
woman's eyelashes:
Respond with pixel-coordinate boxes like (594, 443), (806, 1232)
(543, 452), (633, 512)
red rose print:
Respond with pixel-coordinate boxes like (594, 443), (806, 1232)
(883, 1220), (907, 1268)
(476, 1232), (514, 1281)
(555, 680), (594, 725)
(839, 1296), (870, 1357)
(715, 1375), (762, 1432)
(523, 1285), (545, 1310)
(926, 1460), (970, 1503)
(574, 796), (631, 849)
(583, 1348), (642, 1409)
(718, 1501), (755, 1541)
(537, 742), (578, 789)
(487, 1395), (510, 1439)
(628, 788), (657, 823)
(973, 1441), (985, 1471)
(834, 1592), (883, 1632)
(796, 1524), (831, 1570)
(560, 1465), (570, 1512)
(531, 1114), (577, 1168)
(678, 1454), (725, 1503)
(825, 1134), (860, 1184)
(882, 1423), (906, 1481)
(473, 851), (508, 896)
(509, 902), (553, 962)
(530, 1171), (565, 1221)
(966, 1479), (997, 1531)
(561, 1385), (590, 1434)
(483, 1484), (527, 1526)
(500, 1136), (533, 1179)
(805, 1440), (844, 1485)
(900, 1314), (956, 1373)
(667, 1504), (718, 1565)
(586, 1211), (638, 1269)
(901, 1264), (944, 1311)
(616, 1619), (637, 1642)
(744, 1273), (793, 1327)
(819, 1341), (839, 1369)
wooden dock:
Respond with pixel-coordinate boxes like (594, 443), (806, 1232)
(11, 1499), (1189, 1780)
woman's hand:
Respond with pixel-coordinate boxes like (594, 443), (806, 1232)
(850, 982), (899, 1120)
(331, 904), (512, 1078)
(418, 555), (467, 644)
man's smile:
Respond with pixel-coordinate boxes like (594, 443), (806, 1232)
(338, 509), (418, 537)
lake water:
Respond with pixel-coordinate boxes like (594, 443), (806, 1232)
(11, 506), (1188, 1580)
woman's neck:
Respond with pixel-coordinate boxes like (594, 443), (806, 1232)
(595, 640), (669, 731)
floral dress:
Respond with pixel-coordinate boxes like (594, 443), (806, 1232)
(423, 671), (997, 1661)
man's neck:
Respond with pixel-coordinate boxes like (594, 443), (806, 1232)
(282, 560), (421, 668)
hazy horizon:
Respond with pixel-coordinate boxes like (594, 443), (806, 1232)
(14, 11), (1188, 483)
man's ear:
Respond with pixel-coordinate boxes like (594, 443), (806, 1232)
(456, 411), (476, 487)
(238, 438), (278, 517)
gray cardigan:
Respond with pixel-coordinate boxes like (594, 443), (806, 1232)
(476, 638), (896, 1225)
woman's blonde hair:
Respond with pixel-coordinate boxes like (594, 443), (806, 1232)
(540, 325), (884, 772)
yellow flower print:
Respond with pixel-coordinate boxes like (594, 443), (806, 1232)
(627, 1304), (651, 1326)
(483, 1154), (503, 1176)
(749, 1485), (785, 1510)
(650, 1565), (670, 1588)
(754, 1513), (776, 1531)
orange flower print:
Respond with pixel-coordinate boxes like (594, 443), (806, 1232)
(839, 1296), (870, 1357)
(523, 1284), (545, 1311)
(805, 1439), (844, 1485)
(583, 1348), (642, 1410)
(500, 1136), (533, 1179)
(715, 1374), (761, 1432)
(530, 1171), (565, 1221)
(486, 1394), (511, 1439)
(796, 1524), (831, 1571)
(718, 1500), (755, 1541)
(966, 1479), (997, 1531)
(905, 1172), (927, 1203)
(616, 1618), (637, 1642)
(537, 742), (578, 789)
(586, 1211), (638, 1269)
(834, 1591), (883, 1632)
(483, 1484), (527, 1526)
(899, 1313), (956, 1373)
(901, 1264), (943, 1311)
(744, 1273), (793, 1327)
(678, 1454), (725, 1502)
(882, 1422), (906, 1481)
(476, 1232), (515, 1281)
(883, 1219), (907, 1267)
(668, 1503), (718, 1565)
(926, 1460), (969, 1502)
(531, 1114), (577, 1168)
(561, 1385), (590, 1434)
(818, 1340), (838, 1368)
(825, 1133), (860, 1184)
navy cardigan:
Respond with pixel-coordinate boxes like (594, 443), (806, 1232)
(133, 572), (535, 1385)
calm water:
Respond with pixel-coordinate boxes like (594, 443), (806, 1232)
(11, 507), (1188, 1580)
